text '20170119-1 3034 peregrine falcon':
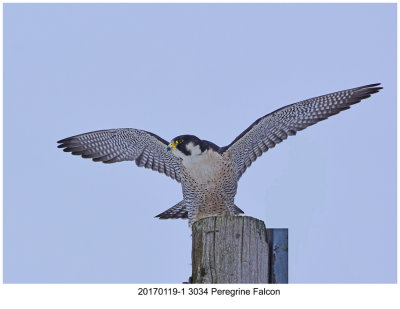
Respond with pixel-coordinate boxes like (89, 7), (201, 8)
(58, 83), (382, 226)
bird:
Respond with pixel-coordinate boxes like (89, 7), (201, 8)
(57, 83), (382, 226)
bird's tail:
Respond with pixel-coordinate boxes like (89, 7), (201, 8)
(232, 204), (245, 215)
(155, 201), (244, 220)
(155, 201), (188, 219)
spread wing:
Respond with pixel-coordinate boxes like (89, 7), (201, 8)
(57, 128), (181, 182)
(222, 83), (382, 179)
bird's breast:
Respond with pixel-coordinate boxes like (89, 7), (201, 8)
(181, 150), (225, 184)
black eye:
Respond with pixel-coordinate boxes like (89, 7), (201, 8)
(180, 139), (184, 143)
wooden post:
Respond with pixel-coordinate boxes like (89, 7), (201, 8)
(191, 216), (270, 283)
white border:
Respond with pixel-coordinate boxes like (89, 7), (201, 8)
(0, 1), (398, 308)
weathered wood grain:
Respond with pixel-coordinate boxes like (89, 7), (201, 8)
(191, 216), (269, 283)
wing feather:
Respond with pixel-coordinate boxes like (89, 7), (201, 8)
(57, 128), (181, 182)
(223, 83), (382, 178)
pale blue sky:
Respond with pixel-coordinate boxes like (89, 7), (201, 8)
(4, 3), (396, 283)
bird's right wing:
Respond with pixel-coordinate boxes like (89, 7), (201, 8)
(222, 83), (382, 179)
(57, 128), (182, 182)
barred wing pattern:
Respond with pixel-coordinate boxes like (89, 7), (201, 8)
(57, 129), (181, 182)
(224, 83), (382, 179)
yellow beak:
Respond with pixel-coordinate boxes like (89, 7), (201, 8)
(167, 141), (178, 151)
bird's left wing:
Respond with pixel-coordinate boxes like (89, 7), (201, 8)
(57, 128), (182, 182)
(222, 83), (382, 179)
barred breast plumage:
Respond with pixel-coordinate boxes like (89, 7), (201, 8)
(179, 148), (238, 224)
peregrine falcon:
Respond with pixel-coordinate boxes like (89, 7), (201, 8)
(57, 83), (382, 226)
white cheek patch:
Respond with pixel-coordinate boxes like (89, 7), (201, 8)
(186, 142), (202, 156)
(171, 141), (203, 161)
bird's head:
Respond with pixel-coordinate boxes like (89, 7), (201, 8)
(167, 135), (201, 156)
(167, 135), (220, 159)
